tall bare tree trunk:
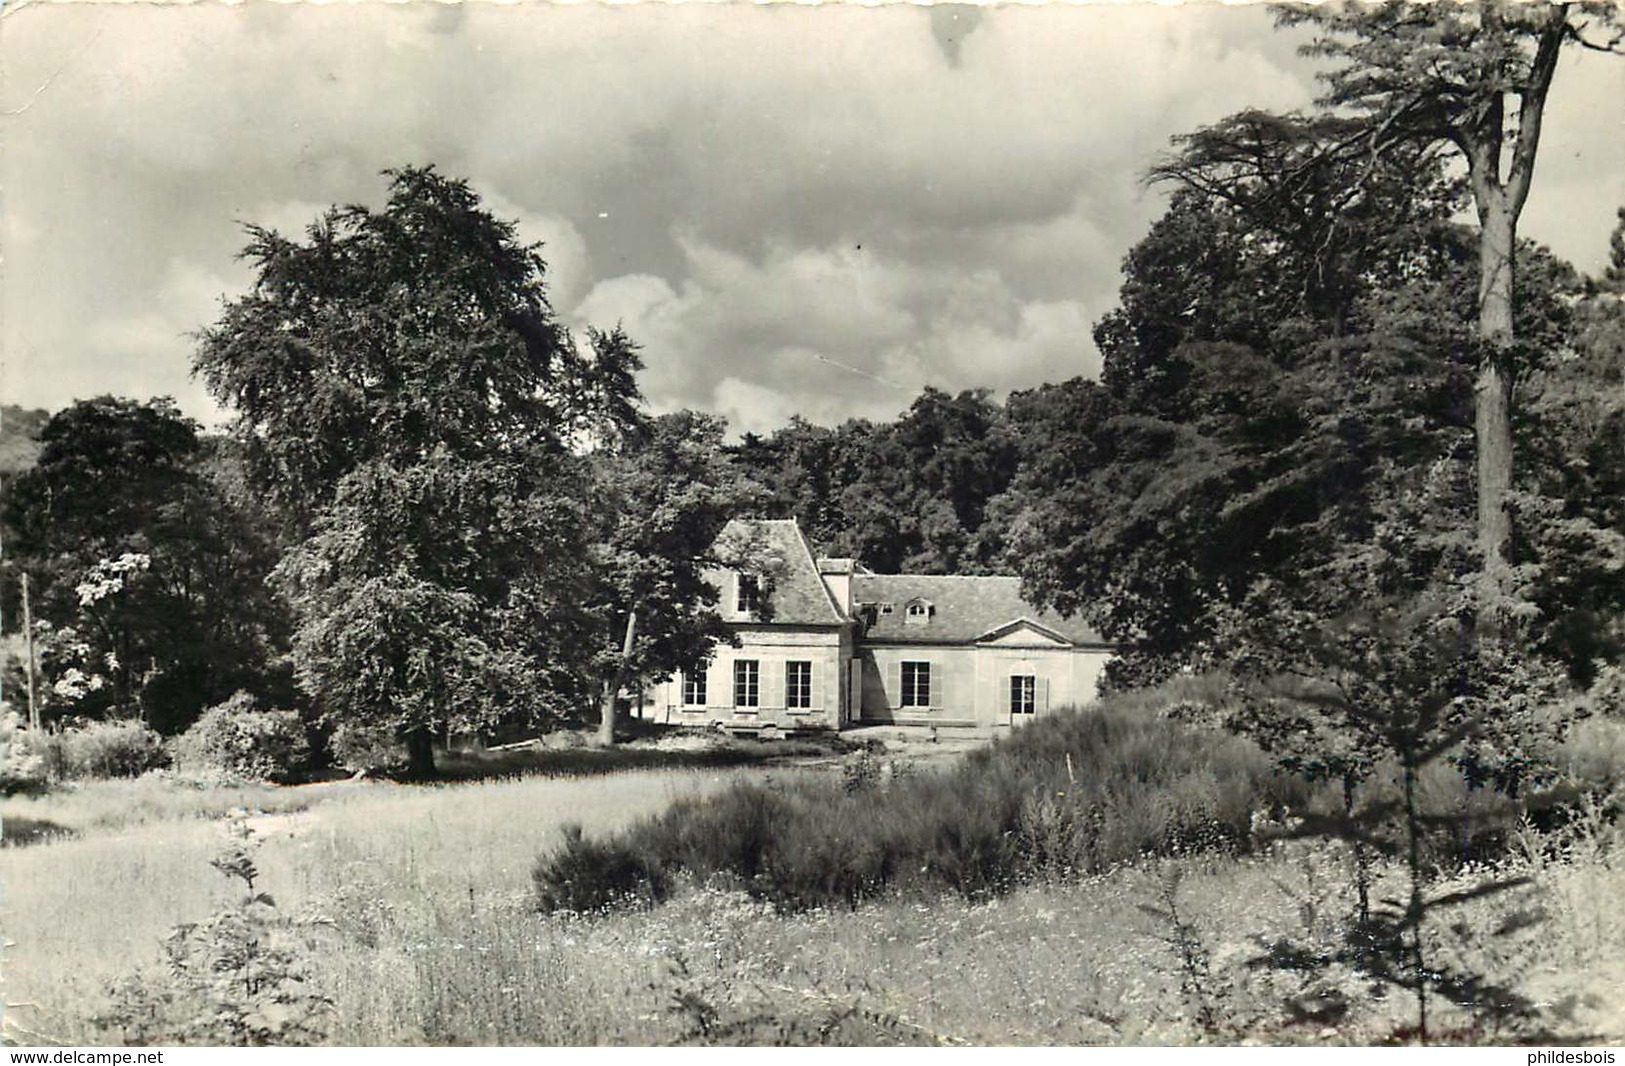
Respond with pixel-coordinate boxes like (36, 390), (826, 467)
(1475, 190), (1517, 597)
(1462, 8), (1565, 624)
(596, 607), (638, 748)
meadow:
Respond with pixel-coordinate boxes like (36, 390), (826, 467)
(2, 712), (1623, 1046)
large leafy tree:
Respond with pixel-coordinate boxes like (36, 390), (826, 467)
(588, 409), (760, 745)
(1518, 208), (1625, 680)
(861, 387), (1019, 573)
(271, 449), (606, 770)
(1003, 139), (1489, 686)
(1008, 4), (1617, 686)
(729, 417), (875, 556)
(1275, 0), (1623, 614)
(5, 397), (198, 565)
(1, 397), (289, 730)
(195, 166), (640, 533)
(195, 167), (641, 775)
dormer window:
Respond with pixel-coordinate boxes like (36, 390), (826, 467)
(905, 600), (933, 625)
(736, 574), (761, 615)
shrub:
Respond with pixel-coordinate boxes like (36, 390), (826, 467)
(534, 824), (668, 913)
(1558, 715), (1625, 793)
(0, 711), (49, 796)
(172, 693), (310, 783)
(50, 719), (170, 780)
(840, 749), (882, 793)
(536, 703), (1301, 914)
(327, 719), (405, 775)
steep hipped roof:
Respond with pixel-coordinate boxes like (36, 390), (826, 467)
(708, 518), (848, 626)
(851, 573), (1107, 646)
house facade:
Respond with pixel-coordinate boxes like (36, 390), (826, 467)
(648, 519), (1114, 733)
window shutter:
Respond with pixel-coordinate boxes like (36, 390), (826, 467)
(810, 659), (825, 710)
(929, 661), (944, 710)
(885, 661), (901, 708)
(763, 660), (784, 709)
(1036, 677), (1050, 713)
(850, 660), (864, 723)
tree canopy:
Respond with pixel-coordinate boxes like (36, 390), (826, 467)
(1275, 0), (1623, 610)
(1, 397), (290, 730)
(194, 166), (641, 532)
(728, 387), (1019, 575)
(195, 168), (648, 773)
(996, 2), (1620, 700)
(587, 409), (761, 744)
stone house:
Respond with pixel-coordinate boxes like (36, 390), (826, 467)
(647, 518), (1114, 733)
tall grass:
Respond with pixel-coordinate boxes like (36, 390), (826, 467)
(2, 775), (316, 838)
(0, 768), (746, 1045)
(4, 728), (1623, 1045)
(535, 705), (1305, 912)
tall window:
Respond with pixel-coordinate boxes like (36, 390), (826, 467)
(736, 574), (761, 614)
(901, 661), (932, 708)
(786, 660), (813, 709)
(734, 660), (760, 708)
(682, 671), (707, 707)
(1010, 675), (1036, 715)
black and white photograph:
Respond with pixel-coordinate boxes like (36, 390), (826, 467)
(2, 0), (1624, 1048)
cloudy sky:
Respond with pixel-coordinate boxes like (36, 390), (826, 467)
(4, 2), (1623, 437)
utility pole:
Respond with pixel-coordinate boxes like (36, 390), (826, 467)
(1, 402), (6, 709)
(21, 570), (38, 731)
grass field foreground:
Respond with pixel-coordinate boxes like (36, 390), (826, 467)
(0, 766), (754, 1045)
(2, 714), (1623, 1045)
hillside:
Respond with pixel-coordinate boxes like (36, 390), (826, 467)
(0, 404), (49, 476)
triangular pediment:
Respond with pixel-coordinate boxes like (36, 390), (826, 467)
(975, 617), (1072, 647)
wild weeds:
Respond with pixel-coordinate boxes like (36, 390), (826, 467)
(97, 817), (332, 1046)
(1138, 865), (1224, 1036)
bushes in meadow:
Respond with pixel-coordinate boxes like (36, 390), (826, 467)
(4, 713), (171, 789)
(535, 704), (1304, 913)
(43, 719), (171, 780)
(171, 692), (311, 783)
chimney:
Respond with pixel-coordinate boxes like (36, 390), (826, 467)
(816, 557), (855, 618)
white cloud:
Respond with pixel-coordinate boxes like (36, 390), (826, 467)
(4, 0), (1620, 439)
(480, 192), (593, 315)
(710, 376), (801, 439)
